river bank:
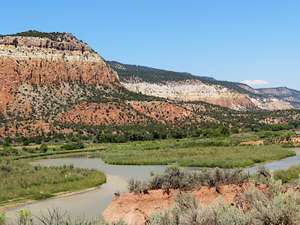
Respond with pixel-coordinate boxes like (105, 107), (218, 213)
(0, 160), (106, 210)
(3, 149), (300, 221)
(0, 186), (99, 212)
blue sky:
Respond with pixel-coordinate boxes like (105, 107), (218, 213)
(1, 1), (300, 89)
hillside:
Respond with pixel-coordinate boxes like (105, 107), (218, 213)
(0, 31), (224, 138)
(238, 84), (300, 107)
(0, 31), (120, 111)
(0, 31), (299, 140)
(109, 61), (297, 111)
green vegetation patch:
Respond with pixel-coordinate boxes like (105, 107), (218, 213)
(129, 166), (249, 194)
(0, 160), (106, 204)
(0, 142), (104, 159)
(1, 30), (66, 41)
(274, 165), (300, 183)
(60, 142), (85, 150)
(100, 138), (295, 168)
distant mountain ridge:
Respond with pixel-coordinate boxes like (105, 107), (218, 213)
(238, 84), (300, 107)
(108, 60), (216, 83)
(108, 61), (299, 111)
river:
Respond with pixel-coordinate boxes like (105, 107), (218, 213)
(4, 149), (300, 221)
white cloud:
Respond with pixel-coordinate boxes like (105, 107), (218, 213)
(241, 79), (269, 86)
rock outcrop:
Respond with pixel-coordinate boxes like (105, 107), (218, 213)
(57, 102), (148, 126)
(0, 32), (120, 113)
(109, 61), (296, 111)
(103, 184), (250, 225)
(129, 101), (194, 123)
(123, 80), (257, 111)
(57, 101), (199, 126)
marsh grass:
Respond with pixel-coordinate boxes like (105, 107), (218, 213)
(1, 133), (294, 168)
(101, 142), (295, 168)
(274, 165), (300, 183)
(0, 143), (105, 160)
(0, 160), (106, 204)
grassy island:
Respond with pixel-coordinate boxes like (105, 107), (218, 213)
(0, 160), (106, 205)
(99, 137), (295, 168)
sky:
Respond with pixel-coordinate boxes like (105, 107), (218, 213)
(1, 1), (300, 89)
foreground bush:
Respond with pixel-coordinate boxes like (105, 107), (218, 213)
(244, 184), (300, 225)
(274, 164), (300, 183)
(0, 213), (5, 225)
(149, 195), (250, 225)
(129, 167), (249, 193)
(127, 167), (300, 224)
(1, 208), (126, 225)
(148, 181), (300, 225)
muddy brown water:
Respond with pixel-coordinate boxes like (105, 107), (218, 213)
(4, 149), (300, 221)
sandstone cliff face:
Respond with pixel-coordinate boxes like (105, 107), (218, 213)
(123, 80), (295, 111)
(123, 80), (257, 110)
(249, 97), (293, 111)
(0, 33), (120, 113)
(110, 61), (297, 111)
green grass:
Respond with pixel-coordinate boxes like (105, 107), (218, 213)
(101, 136), (239, 151)
(0, 131), (293, 160)
(0, 160), (106, 205)
(0, 143), (105, 160)
(13, 148), (103, 160)
(100, 138), (295, 168)
(274, 165), (300, 183)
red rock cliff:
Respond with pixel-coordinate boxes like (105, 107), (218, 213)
(0, 32), (120, 112)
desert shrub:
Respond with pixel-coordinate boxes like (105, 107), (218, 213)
(149, 194), (251, 225)
(18, 209), (33, 225)
(244, 182), (300, 225)
(11, 209), (110, 225)
(0, 213), (5, 225)
(128, 179), (149, 194)
(253, 167), (272, 184)
(148, 181), (300, 225)
(274, 165), (300, 183)
(205, 168), (249, 187)
(39, 143), (48, 153)
(61, 142), (84, 150)
(148, 166), (202, 191)
(35, 208), (102, 225)
(150, 166), (185, 190)
(203, 201), (251, 225)
(145, 167), (249, 192)
(3, 138), (11, 147)
(22, 138), (30, 146)
(8, 208), (125, 225)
